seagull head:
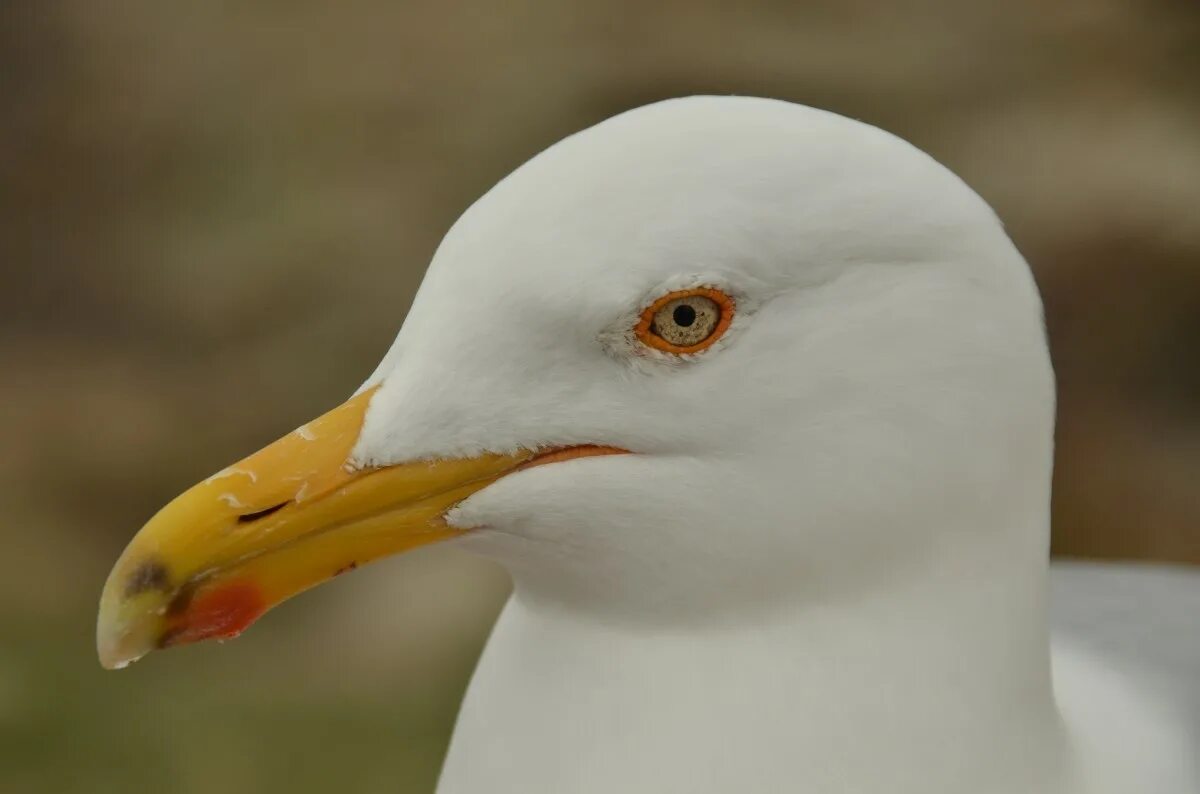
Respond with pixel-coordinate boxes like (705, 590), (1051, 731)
(97, 96), (1053, 668)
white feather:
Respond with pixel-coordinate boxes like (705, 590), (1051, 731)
(344, 96), (1194, 793)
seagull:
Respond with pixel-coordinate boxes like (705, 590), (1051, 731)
(97, 96), (1198, 793)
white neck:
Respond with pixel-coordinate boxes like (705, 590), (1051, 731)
(438, 525), (1078, 794)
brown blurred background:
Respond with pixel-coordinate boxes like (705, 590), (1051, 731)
(2, 1), (1198, 792)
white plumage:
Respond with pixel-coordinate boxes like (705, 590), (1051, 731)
(87, 89), (1199, 792)
(338, 96), (1198, 793)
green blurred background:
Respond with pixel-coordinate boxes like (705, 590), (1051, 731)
(2, 1), (1198, 792)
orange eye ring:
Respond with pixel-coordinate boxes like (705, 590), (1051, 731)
(634, 287), (736, 354)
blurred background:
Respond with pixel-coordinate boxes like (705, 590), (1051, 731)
(2, 1), (1198, 791)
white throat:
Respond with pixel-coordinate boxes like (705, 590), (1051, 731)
(438, 513), (1077, 794)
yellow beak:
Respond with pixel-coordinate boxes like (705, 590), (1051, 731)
(95, 387), (536, 670)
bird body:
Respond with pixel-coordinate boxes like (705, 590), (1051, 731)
(445, 573), (1072, 793)
(97, 96), (1197, 793)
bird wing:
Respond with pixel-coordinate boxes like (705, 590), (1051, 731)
(1050, 561), (1200, 730)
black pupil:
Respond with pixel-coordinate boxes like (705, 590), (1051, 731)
(672, 304), (697, 327)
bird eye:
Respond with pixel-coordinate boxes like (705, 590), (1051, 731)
(635, 287), (735, 354)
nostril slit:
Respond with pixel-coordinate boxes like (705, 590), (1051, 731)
(237, 502), (290, 524)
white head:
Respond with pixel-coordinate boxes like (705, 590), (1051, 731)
(351, 95), (1055, 625)
(96, 95), (1065, 794)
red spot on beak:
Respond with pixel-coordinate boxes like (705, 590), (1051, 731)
(159, 581), (266, 648)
